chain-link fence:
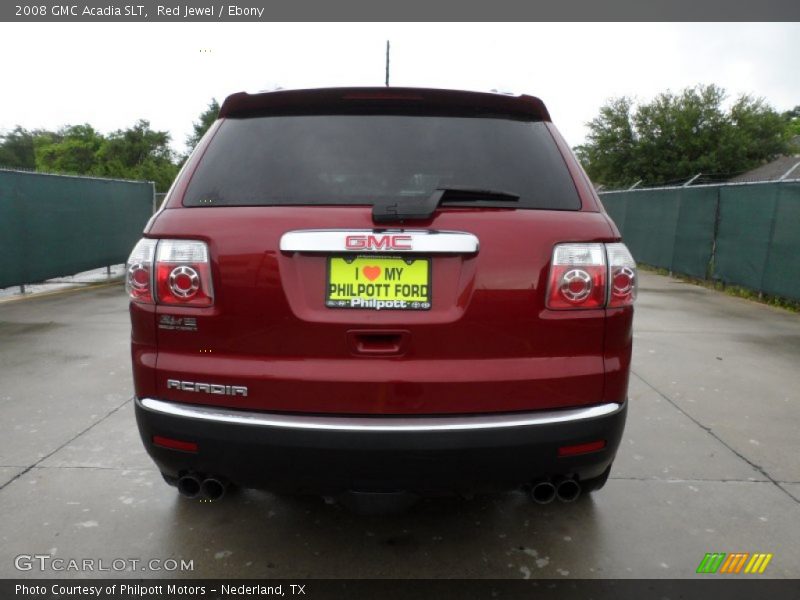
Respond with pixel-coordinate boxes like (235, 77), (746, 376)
(600, 180), (800, 301)
(0, 169), (155, 289)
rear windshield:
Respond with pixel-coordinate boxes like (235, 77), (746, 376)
(183, 115), (580, 210)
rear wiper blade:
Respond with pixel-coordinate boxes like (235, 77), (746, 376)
(372, 186), (520, 223)
(434, 185), (521, 202)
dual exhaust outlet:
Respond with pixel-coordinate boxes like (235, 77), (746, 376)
(177, 473), (228, 501)
(177, 473), (581, 504)
(529, 476), (581, 504)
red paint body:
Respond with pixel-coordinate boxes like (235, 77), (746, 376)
(133, 204), (632, 414)
(131, 95), (632, 415)
(129, 88), (634, 498)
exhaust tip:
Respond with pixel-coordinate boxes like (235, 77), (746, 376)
(529, 480), (557, 504)
(177, 474), (202, 499)
(200, 477), (228, 501)
(555, 477), (581, 503)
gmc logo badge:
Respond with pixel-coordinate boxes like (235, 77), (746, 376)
(344, 234), (413, 251)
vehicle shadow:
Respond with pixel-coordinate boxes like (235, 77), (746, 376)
(160, 485), (605, 578)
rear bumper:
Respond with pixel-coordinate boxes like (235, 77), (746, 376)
(135, 398), (627, 494)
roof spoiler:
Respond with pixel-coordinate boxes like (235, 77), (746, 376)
(218, 87), (551, 121)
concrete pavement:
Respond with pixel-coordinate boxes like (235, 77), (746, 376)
(0, 272), (798, 578)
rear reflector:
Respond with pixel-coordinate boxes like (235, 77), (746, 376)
(152, 435), (198, 453)
(558, 440), (606, 457)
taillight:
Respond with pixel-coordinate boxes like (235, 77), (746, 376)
(606, 243), (637, 307)
(125, 238), (214, 307)
(546, 242), (636, 310)
(155, 240), (214, 307)
(547, 243), (607, 309)
(125, 238), (157, 303)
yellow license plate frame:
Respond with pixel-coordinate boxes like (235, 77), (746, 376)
(326, 256), (431, 310)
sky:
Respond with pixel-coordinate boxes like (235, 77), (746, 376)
(1, 22), (798, 154)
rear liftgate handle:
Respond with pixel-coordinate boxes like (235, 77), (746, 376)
(347, 330), (409, 356)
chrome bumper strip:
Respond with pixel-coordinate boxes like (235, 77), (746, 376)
(279, 229), (479, 254)
(138, 398), (621, 433)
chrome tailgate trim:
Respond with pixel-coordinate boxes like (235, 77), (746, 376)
(279, 229), (479, 254)
(139, 398), (621, 432)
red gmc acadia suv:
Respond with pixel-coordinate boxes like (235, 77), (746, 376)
(127, 87), (635, 508)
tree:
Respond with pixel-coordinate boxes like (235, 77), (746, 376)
(723, 96), (790, 169)
(186, 98), (220, 152)
(0, 126), (37, 169)
(2, 100), (222, 192)
(784, 106), (800, 140)
(94, 120), (179, 192)
(34, 124), (104, 174)
(574, 98), (637, 188)
(576, 85), (790, 188)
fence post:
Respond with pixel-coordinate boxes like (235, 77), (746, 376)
(708, 186), (722, 283)
(683, 173), (702, 187)
(668, 189), (682, 276)
(757, 185), (781, 296)
(778, 160), (800, 181)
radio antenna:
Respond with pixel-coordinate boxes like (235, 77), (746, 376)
(385, 40), (390, 87)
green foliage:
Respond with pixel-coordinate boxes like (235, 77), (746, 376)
(0, 126), (36, 169)
(576, 85), (790, 188)
(94, 120), (178, 191)
(186, 98), (220, 152)
(573, 98), (637, 188)
(35, 124), (104, 175)
(784, 106), (800, 141)
(1, 120), (180, 192)
(0, 99), (221, 192)
(726, 96), (790, 167)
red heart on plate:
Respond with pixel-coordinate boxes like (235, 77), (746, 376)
(362, 266), (381, 281)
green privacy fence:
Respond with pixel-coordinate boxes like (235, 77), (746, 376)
(600, 181), (800, 301)
(0, 169), (154, 289)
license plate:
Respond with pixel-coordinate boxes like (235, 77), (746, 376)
(326, 256), (431, 310)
